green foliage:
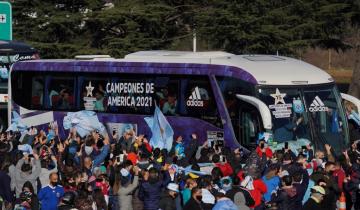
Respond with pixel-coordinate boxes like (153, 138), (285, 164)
(9, 0), (358, 58)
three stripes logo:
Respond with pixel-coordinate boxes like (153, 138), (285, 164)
(187, 87), (204, 107)
(309, 96), (328, 112)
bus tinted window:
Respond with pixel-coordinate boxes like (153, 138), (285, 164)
(12, 71), (32, 109)
(11, 71), (221, 128)
(48, 76), (75, 110)
(80, 77), (109, 112)
(184, 78), (220, 126)
(31, 76), (44, 109)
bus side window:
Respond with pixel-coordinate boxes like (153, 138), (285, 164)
(48, 76), (75, 110)
(80, 78), (108, 112)
(154, 76), (179, 116)
(183, 77), (222, 128)
(31, 76), (44, 109)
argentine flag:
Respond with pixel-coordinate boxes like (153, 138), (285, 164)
(144, 106), (174, 151)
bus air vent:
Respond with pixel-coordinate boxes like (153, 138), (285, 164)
(243, 55), (285, 62)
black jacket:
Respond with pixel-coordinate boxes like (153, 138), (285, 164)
(183, 197), (203, 210)
(292, 169), (310, 210)
(158, 192), (176, 210)
(271, 186), (297, 210)
(302, 197), (323, 210)
(311, 171), (340, 210)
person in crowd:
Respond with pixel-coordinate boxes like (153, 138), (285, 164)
(39, 147), (58, 188)
(226, 176), (255, 207)
(21, 181), (39, 210)
(13, 152), (41, 198)
(14, 191), (33, 210)
(212, 191), (238, 210)
(292, 170), (309, 210)
(5, 116), (360, 210)
(270, 175), (297, 209)
(185, 133), (200, 164)
(138, 167), (170, 210)
(116, 165), (139, 210)
(0, 158), (12, 209)
(58, 191), (76, 210)
(114, 128), (134, 155)
(159, 182), (179, 210)
(38, 172), (64, 210)
(302, 185), (326, 210)
(310, 161), (339, 210)
(262, 164), (281, 203)
(182, 177), (198, 205)
(183, 187), (203, 210)
(93, 188), (108, 210)
(212, 154), (233, 177)
(174, 136), (186, 163)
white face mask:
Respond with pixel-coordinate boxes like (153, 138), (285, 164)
(85, 146), (93, 155)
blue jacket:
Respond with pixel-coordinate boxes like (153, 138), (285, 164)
(262, 175), (280, 202)
(212, 198), (238, 210)
(138, 181), (164, 210)
(138, 173), (170, 210)
(38, 185), (64, 210)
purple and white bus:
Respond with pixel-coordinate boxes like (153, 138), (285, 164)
(8, 51), (360, 153)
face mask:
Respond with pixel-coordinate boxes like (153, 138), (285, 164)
(51, 181), (58, 186)
(196, 195), (202, 201)
(85, 146), (93, 155)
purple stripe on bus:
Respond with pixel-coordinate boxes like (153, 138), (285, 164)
(20, 110), (49, 119)
(12, 61), (258, 85)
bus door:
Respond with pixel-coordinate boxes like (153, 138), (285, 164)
(238, 102), (262, 149)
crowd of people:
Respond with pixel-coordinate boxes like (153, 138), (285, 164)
(0, 122), (359, 210)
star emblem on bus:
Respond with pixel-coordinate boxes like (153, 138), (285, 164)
(271, 88), (286, 105)
(86, 81), (94, 97)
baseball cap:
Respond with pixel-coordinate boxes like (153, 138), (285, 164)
(311, 185), (325, 195)
(167, 183), (179, 193)
(189, 172), (199, 179)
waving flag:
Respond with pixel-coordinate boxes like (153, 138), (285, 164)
(6, 111), (28, 132)
(144, 106), (174, 151)
(63, 110), (105, 137)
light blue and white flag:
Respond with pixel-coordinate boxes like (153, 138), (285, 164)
(144, 106), (174, 151)
(6, 111), (28, 132)
(63, 110), (105, 137)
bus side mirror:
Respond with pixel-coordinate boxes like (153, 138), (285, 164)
(341, 93), (360, 116)
(236, 94), (272, 130)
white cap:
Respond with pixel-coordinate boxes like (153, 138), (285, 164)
(167, 183), (179, 193)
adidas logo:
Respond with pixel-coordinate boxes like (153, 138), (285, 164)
(187, 87), (204, 107)
(309, 96), (328, 112)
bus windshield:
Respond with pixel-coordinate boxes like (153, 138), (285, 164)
(258, 84), (348, 152)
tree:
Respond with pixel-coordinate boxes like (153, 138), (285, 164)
(347, 0), (360, 98)
(194, 0), (351, 55)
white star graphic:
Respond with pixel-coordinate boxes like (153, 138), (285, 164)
(86, 81), (94, 97)
(270, 88), (286, 105)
